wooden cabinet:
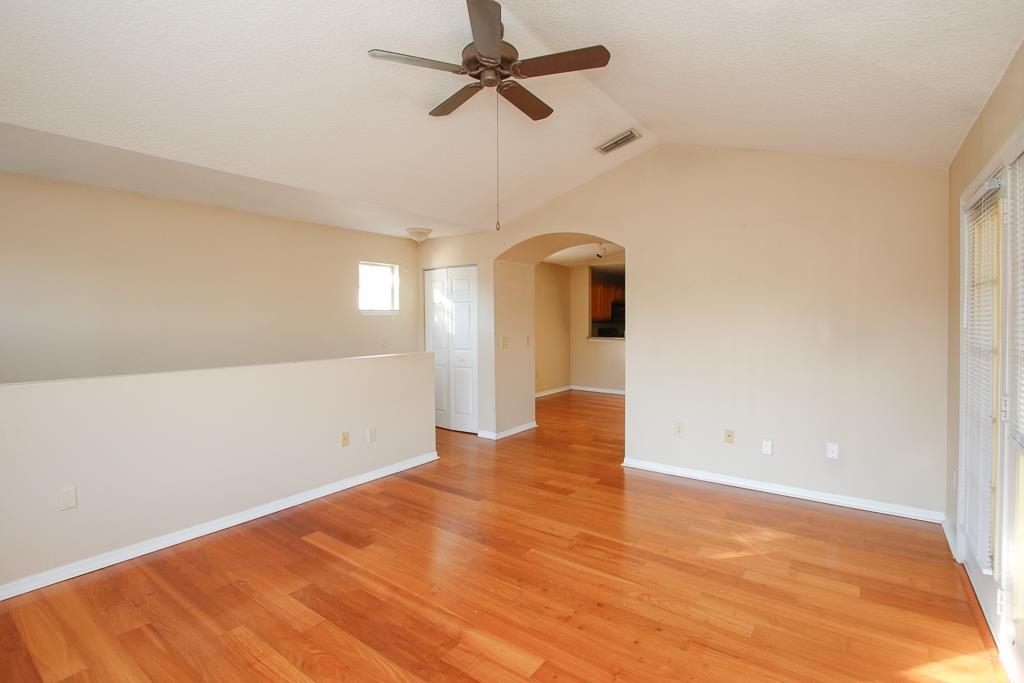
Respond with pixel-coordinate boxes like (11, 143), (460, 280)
(590, 281), (625, 321)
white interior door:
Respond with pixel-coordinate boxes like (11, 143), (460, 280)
(424, 269), (450, 429)
(447, 266), (478, 433)
(424, 266), (477, 433)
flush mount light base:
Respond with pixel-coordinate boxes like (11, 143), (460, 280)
(406, 227), (433, 243)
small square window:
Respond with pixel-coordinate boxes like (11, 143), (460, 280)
(359, 262), (400, 313)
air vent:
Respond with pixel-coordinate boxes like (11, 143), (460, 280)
(596, 128), (641, 154)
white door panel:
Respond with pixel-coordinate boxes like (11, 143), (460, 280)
(424, 266), (477, 433)
(424, 270), (450, 429)
(452, 302), (473, 352)
(451, 366), (475, 419)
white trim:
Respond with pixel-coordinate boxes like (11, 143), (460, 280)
(477, 422), (537, 440)
(622, 458), (944, 523)
(964, 547), (1001, 636)
(0, 452), (439, 602)
(570, 385), (625, 396)
(535, 386), (571, 398)
(942, 518), (959, 560)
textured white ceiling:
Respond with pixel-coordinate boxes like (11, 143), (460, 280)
(0, 0), (653, 236)
(513, 0), (1024, 166)
(0, 1), (1021, 237)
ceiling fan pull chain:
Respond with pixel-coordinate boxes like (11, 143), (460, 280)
(491, 87), (499, 231)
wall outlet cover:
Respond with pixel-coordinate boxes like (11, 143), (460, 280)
(58, 487), (77, 511)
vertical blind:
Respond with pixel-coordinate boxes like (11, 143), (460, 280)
(964, 185), (1001, 572)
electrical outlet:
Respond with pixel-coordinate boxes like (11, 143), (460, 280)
(367, 426), (377, 444)
(58, 487), (77, 511)
(827, 442), (840, 459)
(724, 429), (735, 444)
(674, 422), (684, 438)
(761, 440), (773, 456)
(341, 432), (350, 447)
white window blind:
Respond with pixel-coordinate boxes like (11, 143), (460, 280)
(358, 262), (400, 312)
(1013, 155), (1024, 447)
(964, 186), (1001, 572)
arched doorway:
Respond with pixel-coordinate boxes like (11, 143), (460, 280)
(491, 233), (626, 458)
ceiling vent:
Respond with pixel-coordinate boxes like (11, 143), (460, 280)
(596, 128), (641, 154)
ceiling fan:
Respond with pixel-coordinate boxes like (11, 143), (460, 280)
(368, 0), (611, 121)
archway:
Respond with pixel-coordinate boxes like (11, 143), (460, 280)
(492, 232), (626, 450)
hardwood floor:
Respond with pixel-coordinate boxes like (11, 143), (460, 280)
(0, 391), (1004, 681)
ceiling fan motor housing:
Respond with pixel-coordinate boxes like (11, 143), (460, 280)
(462, 41), (519, 87)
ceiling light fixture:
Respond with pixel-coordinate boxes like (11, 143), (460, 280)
(406, 227), (432, 243)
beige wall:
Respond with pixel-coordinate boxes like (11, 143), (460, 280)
(494, 259), (536, 430)
(426, 143), (948, 512)
(534, 262), (571, 392)
(0, 172), (420, 384)
(0, 352), (436, 589)
(946, 44), (1024, 532)
(570, 264), (625, 392)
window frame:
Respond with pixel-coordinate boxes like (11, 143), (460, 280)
(358, 261), (400, 315)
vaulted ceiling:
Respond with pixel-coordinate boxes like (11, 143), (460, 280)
(1, 1), (1021, 237)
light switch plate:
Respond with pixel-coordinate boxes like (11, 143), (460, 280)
(827, 442), (840, 459)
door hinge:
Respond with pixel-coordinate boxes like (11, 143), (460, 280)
(997, 588), (1006, 616)
(1001, 396), (1010, 423)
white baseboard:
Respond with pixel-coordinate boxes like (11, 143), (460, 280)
(0, 451), (439, 602)
(941, 518), (958, 560)
(622, 458), (944, 523)
(478, 422), (538, 440)
(570, 385), (625, 396)
(535, 386), (571, 398)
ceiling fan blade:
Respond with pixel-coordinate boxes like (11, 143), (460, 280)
(466, 0), (502, 64)
(368, 49), (464, 74)
(498, 81), (553, 121)
(429, 83), (485, 116)
(511, 45), (611, 79)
